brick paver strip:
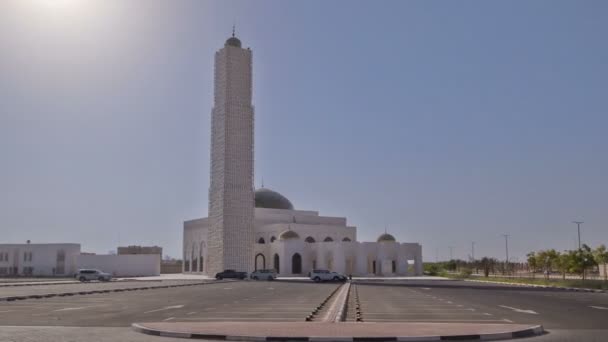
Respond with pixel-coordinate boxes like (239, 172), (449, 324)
(133, 322), (543, 341)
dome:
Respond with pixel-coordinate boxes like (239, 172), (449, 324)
(255, 188), (294, 210)
(225, 36), (242, 48)
(377, 233), (396, 243)
(279, 230), (300, 240)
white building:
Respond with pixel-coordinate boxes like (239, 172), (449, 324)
(183, 34), (423, 277)
(0, 243), (80, 277)
(0, 243), (160, 277)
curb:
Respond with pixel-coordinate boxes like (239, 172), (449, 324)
(132, 323), (544, 341)
(0, 280), (231, 302)
(464, 279), (607, 293)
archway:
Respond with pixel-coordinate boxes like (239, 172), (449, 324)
(292, 253), (302, 274)
(305, 236), (315, 243)
(324, 237), (334, 242)
(257, 237), (265, 244)
(342, 237), (351, 242)
(270, 236), (277, 243)
(273, 254), (280, 273)
(199, 241), (205, 273)
(255, 253), (266, 270)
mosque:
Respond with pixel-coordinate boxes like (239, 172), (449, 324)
(183, 33), (423, 277)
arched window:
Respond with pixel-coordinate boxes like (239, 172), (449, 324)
(257, 237), (265, 244)
(323, 236), (334, 242)
(255, 253), (266, 270)
(305, 236), (315, 243)
(342, 237), (351, 242)
(270, 236), (277, 243)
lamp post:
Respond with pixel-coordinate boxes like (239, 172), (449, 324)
(502, 234), (510, 275)
(573, 221), (583, 250)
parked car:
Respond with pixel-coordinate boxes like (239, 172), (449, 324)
(250, 269), (277, 280)
(308, 269), (347, 282)
(75, 269), (112, 282)
(215, 269), (247, 280)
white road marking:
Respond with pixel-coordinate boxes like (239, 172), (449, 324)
(503, 318), (514, 323)
(446, 301), (453, 304)
(267, 287), (274, 290)
(590, 306), (608, 310)
(186, 311), (197, 315)
(53, 306), (98, 312)
(421, 287), (431, 290)
(499, 305), (538, 315)
(0, 310), (13, 313)
(223, 287), (232, 290)
(163, 317), (175, 321)
(483, 313), (493, 316)
(144, 305), (184, 314)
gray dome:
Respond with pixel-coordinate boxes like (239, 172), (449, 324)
(255, 188), (294, 210)
(225, 36), (242, 48)
(279, 230), (300, 240)
(377, 233), (396, 243)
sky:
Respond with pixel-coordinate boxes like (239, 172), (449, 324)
(1, 0), (607, 262)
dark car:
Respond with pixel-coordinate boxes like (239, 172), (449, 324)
(215, 269), (247, 280)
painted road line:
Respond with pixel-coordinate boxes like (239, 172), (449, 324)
(589, 306), (608, 310)
(144, 305), (185, 314)
(499, 305), (539, 314)
(186, 311), (197, 315)
(163, 317), (175, 321)
(53, 306), (100, 312)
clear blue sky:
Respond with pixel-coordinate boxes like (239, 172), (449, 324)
(1, 0), (606, 262)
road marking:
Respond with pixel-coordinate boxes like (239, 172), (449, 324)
(421, 287), (431, 290)
(53, 306), (98, 312)
(483, 313), (493, 316)
(446, 301), (453, 304)
(223, 287), (233, 290)
(267, 287), (274, 290)
(590, 306), (608, 310)
(0, 310), (13, 313)
(503, 318), (514, 323)
(163, 317), (175, 321)
(499, 305), (538, 315)
(186, 311), (197, 315)
(144, 305), (184, 314)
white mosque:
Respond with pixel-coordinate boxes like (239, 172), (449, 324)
(183, 33), (423, 277)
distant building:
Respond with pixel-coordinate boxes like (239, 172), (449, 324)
(0, 242), (160, 277)
(117, 245), (162, 256)
(0, 243), (80, 276)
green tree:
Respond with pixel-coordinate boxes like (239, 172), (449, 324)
(570, 244), (597, 281)
(554, 251), (570, 280)
(593, 245), (608, 282)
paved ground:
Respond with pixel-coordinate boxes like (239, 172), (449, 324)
(0, 279), (208, 298)
(0, 279), (606, 341)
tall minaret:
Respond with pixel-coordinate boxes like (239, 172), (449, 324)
(207, 32), (254, 275)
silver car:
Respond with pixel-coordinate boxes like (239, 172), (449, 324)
(75, 269), (112, 282)
(250, 269), (277, 280)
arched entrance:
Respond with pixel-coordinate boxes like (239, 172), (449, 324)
(255, 253), (266, 270)
(273, 254), (280, 273)
(292, 253), (302, 274)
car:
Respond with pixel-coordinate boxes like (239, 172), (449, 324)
(308, 269), (347, 282)
(215, 269), (247, 280)
(250, 269), (277, 280)
(75, 269), (112, 282)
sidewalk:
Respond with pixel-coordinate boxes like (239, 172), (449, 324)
(133, 322), (543, 341)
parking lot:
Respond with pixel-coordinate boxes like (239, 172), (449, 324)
(0, 280), (339, 326)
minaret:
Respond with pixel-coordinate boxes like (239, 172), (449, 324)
(207, 32), (254, 275)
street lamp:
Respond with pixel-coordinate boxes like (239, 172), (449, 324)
(572, 221), (583, 250)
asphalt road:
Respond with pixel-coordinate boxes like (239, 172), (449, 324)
(0, 279), (606, 341)
(350, 280), (608, 341)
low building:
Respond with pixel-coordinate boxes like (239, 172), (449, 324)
(117, 245), (162, 256)
(0, 243), (160, 277)
(0, 243), (81, 277)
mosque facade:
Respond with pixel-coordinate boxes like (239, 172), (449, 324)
(183, 34), (423, 277)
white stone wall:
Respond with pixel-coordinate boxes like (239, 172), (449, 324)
(75, 254), (160, 277)
(207, 41), (255, 275)
(0, 243), (80, 276)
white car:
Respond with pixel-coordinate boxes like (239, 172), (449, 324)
(250, 269), (277, 280)
(75, 269), (112, 282)
(308, 269), (347, 282)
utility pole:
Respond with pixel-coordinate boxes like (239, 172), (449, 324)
(471, 241), (475, 261)
(449, 246), (454, 261)
(573, 221), (583, 250)
(502, 234), (510, 275)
